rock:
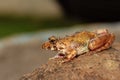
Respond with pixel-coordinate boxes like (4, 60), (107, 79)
(20, 48), (120, 80)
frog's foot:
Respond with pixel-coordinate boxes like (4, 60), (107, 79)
(49, 53), (65, 60)
(89, 31), (115, 52)
(95, 29), (108, 34)
(56, 58), (73, 64)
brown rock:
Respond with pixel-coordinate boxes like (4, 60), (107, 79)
(20, 48), (120, 80)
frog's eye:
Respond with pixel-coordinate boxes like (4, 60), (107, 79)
(48, 36), (56, 40)
(50, 39), (56, 43)
(48, 36), (58, 44)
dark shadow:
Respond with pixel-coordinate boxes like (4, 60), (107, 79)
(57, 0), (120, 22)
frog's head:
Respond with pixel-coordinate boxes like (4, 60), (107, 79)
(42, 36), (58, 51)
(48, 36), (58, 44)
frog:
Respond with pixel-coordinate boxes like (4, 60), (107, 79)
(42, 29), (115, 62)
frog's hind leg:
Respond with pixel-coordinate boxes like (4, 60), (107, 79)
(88, 33), (115, 52)
(95, 33), (115, 52)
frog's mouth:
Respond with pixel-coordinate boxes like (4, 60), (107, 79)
(58, 53), (65, 57)
(53, 53), (65, 59)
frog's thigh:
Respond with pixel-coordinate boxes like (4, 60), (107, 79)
(95, 33), (115, 51)
(89, 34), (110, 51)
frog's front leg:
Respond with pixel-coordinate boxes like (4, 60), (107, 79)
(62, 49), (77, 63)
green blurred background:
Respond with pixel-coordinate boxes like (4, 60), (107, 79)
(0, 0), (77, 39)
(0, 19), (78, 38)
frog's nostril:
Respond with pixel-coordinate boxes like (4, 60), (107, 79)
(59, 47), (64, 49)
(58, 53), (65, 56)
(47, 46), (51, 49)
(53, 46), (56, 48)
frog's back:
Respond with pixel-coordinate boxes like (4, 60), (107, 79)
(58, 31), (96, 46)
(71, 31), (95, 43)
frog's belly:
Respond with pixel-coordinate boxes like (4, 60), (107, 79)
(76, 46), (89, 55)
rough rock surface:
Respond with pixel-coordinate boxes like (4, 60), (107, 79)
(20, 48), (120, 80)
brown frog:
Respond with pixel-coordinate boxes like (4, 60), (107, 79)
(42, 29), (115, 62)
